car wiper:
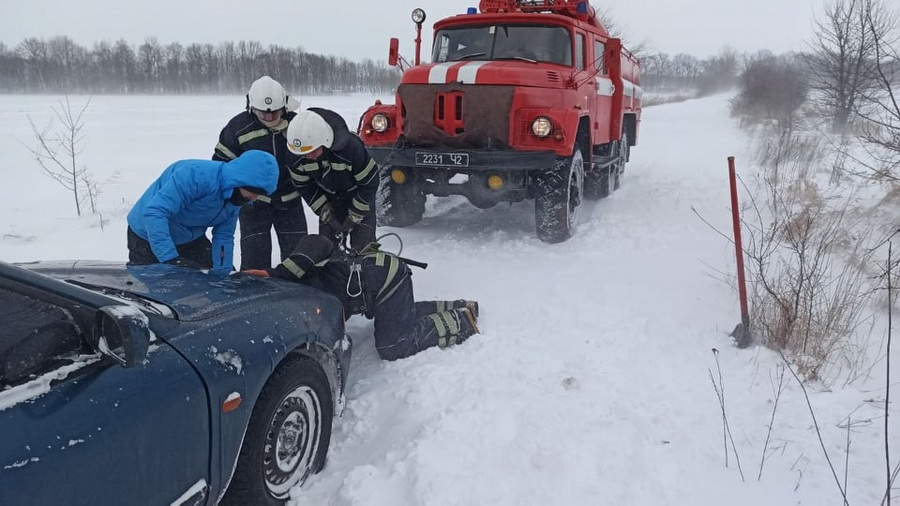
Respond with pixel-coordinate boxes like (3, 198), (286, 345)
(66, 280), (175, 317)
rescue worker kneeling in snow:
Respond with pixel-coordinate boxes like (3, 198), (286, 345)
(126, 150), (278, 272)
(285, 108), (379, 252)
(240, 234), (480, 361)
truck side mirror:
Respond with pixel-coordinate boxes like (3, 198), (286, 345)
(388, 38), (400, 67)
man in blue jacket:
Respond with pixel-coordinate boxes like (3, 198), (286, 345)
(126, 150), (279, 272)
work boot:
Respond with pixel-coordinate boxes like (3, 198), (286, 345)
(455, 307), (480, 337)
(432, 308), (480, 349)
(453, 300), (479, 319)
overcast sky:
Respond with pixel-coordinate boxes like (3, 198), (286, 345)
(2, 0), (822, 62)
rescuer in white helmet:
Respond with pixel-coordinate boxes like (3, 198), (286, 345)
(285, 107), (379, 251)
(213, 75), (308, 270)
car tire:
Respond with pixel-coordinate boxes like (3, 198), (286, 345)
(376, 166), (426, 227)
(221, 355), (333, 505)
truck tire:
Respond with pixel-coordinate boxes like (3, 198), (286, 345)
(585, 132), (628, 199)
(376, 166), (426, 227)
(221, 355), (333, 506)
(583, 160), (616, 200)
(612, 132), (628, 191)
(534, 150), (583, 243)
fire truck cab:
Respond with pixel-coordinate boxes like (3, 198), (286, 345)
(359, 0), (642, 243)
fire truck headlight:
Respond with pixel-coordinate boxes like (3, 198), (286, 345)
(531, 116), (552, 137)
(411, 8), (426, 24)
(391, 169), (407, 184)
(371, 113), (389, 132)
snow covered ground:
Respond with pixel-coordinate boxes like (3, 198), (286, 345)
(1, 93), (896, 505)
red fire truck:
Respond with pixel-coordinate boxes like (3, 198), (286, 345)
(358, 0), (642, 243)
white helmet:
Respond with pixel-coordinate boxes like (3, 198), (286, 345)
(286, 110), (334, 155)
(247, 75), (287, 112)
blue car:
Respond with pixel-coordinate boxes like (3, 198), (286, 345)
(0, 260), (351, 505)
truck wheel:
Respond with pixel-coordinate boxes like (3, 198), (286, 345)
(534, 150), (583, 243)
(376, 167), (426, 227)
(583, 161), (616, 200)
(613, 132), (628, 190)
(221, 355), (333, 506)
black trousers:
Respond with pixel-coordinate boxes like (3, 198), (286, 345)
(239, 200), (308, 270)
(318, 197), (376, 252)
(363, 258), (462, 361)
(127, 227), (212, 268)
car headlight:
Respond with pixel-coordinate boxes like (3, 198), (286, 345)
(371, 113), (389, 132)
(531, 116), (552, 137)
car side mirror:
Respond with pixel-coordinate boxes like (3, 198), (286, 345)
(89, 306), (151, 368)
(388, 38), (400, 67)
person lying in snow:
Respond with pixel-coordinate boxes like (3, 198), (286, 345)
(239, 234), (480, 360)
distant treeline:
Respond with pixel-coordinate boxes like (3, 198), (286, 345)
(639, 49), (740, 95)
(0, 35), (742, 97)
(0, 36), (401, 95)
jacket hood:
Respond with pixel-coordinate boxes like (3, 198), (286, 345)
(220, 150), (278, 194)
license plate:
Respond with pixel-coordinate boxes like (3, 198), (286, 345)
(415, 152), (469, 167)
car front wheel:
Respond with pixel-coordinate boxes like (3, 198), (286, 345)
(222, 355), (333, 505)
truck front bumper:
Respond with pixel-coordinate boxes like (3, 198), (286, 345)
(369, 147), (560, 207)
(368, 146), (558, 171)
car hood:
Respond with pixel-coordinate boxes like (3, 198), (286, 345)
(16, 261), (301, 321)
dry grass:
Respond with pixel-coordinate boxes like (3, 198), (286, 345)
(742, 127), (878, 382)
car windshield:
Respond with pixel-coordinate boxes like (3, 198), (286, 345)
(432, 24), (572, 66)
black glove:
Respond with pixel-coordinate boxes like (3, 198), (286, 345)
(316, 203), (340, 230)
(166, 257), (204, 269)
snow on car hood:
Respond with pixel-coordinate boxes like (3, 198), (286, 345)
(17, 261), (292, 321)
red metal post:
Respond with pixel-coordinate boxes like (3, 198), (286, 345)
(728, 156), (751, 347)
(414, 24), (422, 66)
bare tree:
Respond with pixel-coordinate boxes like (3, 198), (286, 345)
(138, 37), (164, 93)
(25, 96), (96, 216)
(808, 0), (882, 133)
(853, 0), (900, 179)
(164, 42), (184, 93)
(17, 37), (49, 91)
(731, 52), (810, 130)
(697, 46), (739, 96)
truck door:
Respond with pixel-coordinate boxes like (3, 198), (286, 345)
(592, 37), (614, 145)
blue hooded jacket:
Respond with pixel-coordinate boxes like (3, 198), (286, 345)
(127, 150), (278, 271)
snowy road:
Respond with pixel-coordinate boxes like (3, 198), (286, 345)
(1, 93), (892, 505)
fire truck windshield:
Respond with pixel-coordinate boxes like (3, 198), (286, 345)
(432, 25), (572, 66)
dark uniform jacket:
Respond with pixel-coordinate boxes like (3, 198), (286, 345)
(213, 110), (301, 207)
(269, 235), (408, 318)
(287, 108), (379, 224)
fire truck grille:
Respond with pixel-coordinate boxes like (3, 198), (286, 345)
(398, 84), (515, 150)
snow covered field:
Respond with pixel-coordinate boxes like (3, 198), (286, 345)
(1, 93), (896, 505)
